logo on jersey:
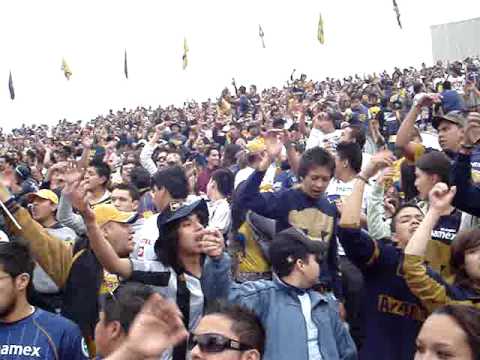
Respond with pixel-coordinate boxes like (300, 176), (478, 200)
(0, 345), (41, 357)
(81, 337), (90, 358)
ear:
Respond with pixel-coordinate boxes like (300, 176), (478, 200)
(132, 200), (139, 211)
(15, 273), (31, 292)
(241, 349), (261, 360)
(109, 320), (125, 339)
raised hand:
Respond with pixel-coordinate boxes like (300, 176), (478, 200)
(464, 112), (480, 146)
(122, 294), (188, 358)
(428, 183), (456, 214)
(361, 150), (396, 180)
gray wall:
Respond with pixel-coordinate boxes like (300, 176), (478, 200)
(431, 17), (480, 62)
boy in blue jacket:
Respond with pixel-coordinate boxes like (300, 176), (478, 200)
(203, 227), (357, 360)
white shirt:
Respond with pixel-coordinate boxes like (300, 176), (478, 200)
(306, 128), (342, 151)
(208, 198), (231, 234)
(234, 164), (277, 189)
(132, 214), (160, 261)
(298, 293), (323, 360)
(326, 177), (370, 256)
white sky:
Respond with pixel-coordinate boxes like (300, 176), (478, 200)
(0, 0), (479, 130)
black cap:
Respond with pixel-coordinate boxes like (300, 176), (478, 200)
(157, 199), (209, 238)
(269, 227), (327, 267)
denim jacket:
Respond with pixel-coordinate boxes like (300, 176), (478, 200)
(202, 254), (357, 360)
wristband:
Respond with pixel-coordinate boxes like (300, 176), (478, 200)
(355, 175), (370, 185)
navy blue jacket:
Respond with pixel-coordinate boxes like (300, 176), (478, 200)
(338, 227), (427, 360)
(452, 152), (480, 217)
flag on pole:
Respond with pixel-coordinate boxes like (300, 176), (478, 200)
(124, 49), (128, 79)
(61, 58), (72, 80)
(393, 0), (402, 29)
(317, 13), (325, 45)
(259, 25), (266, 48)
(182, 38), (189, 70)
(8, 71), (15, 100)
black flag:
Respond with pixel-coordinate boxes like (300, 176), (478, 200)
(8, 71), (15, 100)
(393, 0), (402, 29)
(124, 49), (128, 79)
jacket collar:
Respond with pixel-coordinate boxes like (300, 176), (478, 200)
(273, 275), (330, 305)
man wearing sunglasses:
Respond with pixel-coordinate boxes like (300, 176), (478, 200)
(106, 297), (264, 360)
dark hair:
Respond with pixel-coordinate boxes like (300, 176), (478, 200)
(130, 166), (152, 191)
(390, 203), (422, 233)
(222, 144), (242, 168)
(0, 241), (34, 295)
(112, 183), (140, 201)
(103, 283), (153, 333)
(0, 241), (34, 278)
(155, 210), (209, 269)
(415, 151), (451, 185)
(298, 147), (335, 179)
(89, 160), (111, 187)
(431, 305), (480, 359)
(205, 302), (265, 356)
(269, 238), (310, 277)
(210, 169), (234, 198)
(151, 166), (188, 199)
(442, 80), (452, 90)
(205, 146), (220, 158)
(344, 125), (366, 149)
(400, 161), (418, 201)
(336, 142), (362, 173)
(451, 229), (480, 291)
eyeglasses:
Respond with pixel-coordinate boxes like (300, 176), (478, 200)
(188, 333), (252, 353)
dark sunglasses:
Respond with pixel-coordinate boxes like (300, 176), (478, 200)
(188, 333), (252, 353)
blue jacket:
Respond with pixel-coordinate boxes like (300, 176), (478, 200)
(237, 170), (342, 297)
(203, 254), (357, 360)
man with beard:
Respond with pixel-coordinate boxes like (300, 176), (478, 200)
(0, 241), (88, 360)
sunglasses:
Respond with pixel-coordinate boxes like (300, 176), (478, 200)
(188, 333), (252, 353)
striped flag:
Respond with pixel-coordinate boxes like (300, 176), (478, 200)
(61, 58), (72, 80)
(182, 38), (189, 70)
(317, 13), (325, 44)
(259, 25), (266, 48)
(393, 0), (402, 29)
(124, 49), (128, 79)
(8, 71), (15, 100)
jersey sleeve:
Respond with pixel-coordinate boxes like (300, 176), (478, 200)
(58, 323), (90, 360)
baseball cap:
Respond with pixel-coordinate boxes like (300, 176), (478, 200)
(26, 189), (59, 205)
(269, 227), (327, 267)
(432, 110), (467, 130)
(93, 204), (137, 227)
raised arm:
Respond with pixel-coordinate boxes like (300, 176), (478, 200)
(395, 94), (438, 150)
(404, 183), (456, 257)
(68, 174), (133, 279)
(236, 131), (286, 218)
(139, 125), (163, 176)
(0, 184), (73, 288)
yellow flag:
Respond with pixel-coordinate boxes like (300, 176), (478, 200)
(182, 38), (189, 70)
(61, 58), (72, 80)
(317, 13), (325, 45)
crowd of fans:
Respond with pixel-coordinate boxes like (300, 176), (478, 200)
(0, 56), (480, 360)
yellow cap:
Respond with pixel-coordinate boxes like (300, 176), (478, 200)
(93, 204), (136, 227)
(246, 137), (266, 154)
(27, 189), (59, 205)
